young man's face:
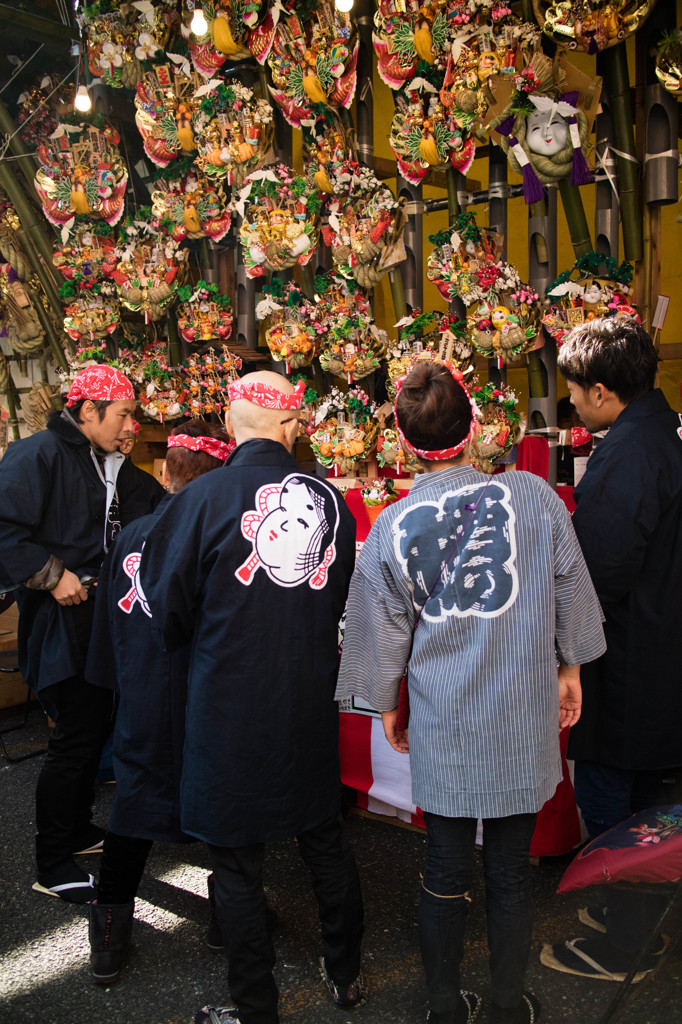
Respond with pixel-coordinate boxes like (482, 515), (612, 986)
(80, 400), (137, 453)
(566, 380), (609, 434)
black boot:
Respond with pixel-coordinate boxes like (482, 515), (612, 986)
(89, 901), (134, 984)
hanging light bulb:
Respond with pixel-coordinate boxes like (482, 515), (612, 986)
(74, 84), (92, 112)
(335, 0), (353, 11)
(190, 5), (208, 34)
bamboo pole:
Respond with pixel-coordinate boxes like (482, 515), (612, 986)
(446, 168), (459, 226)
(166, 313), (182, 368)
(0, 98), (41, 198)
(603, 43), (642, 261)
(557, 180), (593, 260)
(388, 268), (407, 322)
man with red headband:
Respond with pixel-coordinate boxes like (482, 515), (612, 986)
(139, 371), (364, 1024)
(84, 420), (234, 984)
(0, 365), (163, 902)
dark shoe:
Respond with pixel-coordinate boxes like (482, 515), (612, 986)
(194, 1007), (240, 1024)
(540, 936), (658, 982)
(427, 991), (482, 1023)
(320, 956), (364, 1008)
(33, 862), (97, 904)
(73, 825), (106, 856)
(489, 992), (541, 1024)
(578, 905), (607, 934)
(89, 900), (134, 984)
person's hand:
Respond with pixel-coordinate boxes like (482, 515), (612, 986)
(558, 662), (581, 730)
(51, 569), (88, 606)
(381, 708), (409, 753)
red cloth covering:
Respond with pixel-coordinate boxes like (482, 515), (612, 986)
(339, 477), (582, 856)
(515, 436), (549, 478)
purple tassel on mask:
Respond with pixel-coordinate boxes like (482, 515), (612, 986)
(495, 115), (516, 138)
(521, 161), (547, 203)
(507, 135), (546, 204)
(568, 115), (593, 187)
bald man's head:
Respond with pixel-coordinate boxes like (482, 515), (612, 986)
(226, 371), (300, 451)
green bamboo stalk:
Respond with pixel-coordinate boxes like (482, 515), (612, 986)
(603, 42), (642, 261)
(557, 180), (593, 260)
(301, 264), (315, 297)
(388, 268), (407, 322)
(166, 313), (182, 368)
(527, 351), (546, 403)
(200, 237), (213, 275)
(0, 98), (41, 198)
(446, 168), (459, 227)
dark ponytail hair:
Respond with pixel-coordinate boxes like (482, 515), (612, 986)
(395, 362), (472, 457)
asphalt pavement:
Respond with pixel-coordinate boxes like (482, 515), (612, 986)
(1, 704), (680, 1024)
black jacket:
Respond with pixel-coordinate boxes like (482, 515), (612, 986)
(140, 439), (356, 846)
(0, 411), (164, 693)
(86, 494), (191, 841)
(568, 389), (682, 769)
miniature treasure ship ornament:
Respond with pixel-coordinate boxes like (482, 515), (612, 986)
(192, 79), (274, 186)
(34, 121), (128, 240)
(235, 164), (322, 278)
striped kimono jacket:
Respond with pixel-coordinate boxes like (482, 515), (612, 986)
(336, 465), (607, 820)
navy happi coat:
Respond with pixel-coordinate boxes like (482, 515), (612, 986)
(140, 439), (356, 847)
(86, 493), (191, 841)
(569, 388), (682, 770)
(0, 412), (163, 695)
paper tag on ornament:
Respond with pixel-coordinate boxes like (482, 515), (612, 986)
(652, 294), (670, 331)
(441, 244), (453, 259)
(468, 259), (480, 271)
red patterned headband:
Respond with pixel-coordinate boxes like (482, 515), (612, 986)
(393, 362), (477, 461)
(227, 378), (306, 411)
(167, 434), (235, 462)
(66, 364), (135, 407)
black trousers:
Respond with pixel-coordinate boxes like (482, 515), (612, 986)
(98, 831), (154, 904)
(420, 812), (538, 1020)
(35, 675), (116, 876)
(208, 812), (364, 1024)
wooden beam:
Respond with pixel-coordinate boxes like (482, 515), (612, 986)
(658, 343), (682, 360)
(0, 4), (77, 47)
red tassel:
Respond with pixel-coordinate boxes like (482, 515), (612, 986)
(498, 356), (503, 370)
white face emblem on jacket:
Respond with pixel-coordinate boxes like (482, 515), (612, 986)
(236, 474), (340, 590)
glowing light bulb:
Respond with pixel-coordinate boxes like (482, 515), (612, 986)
(190, 6), (208, 34)
(74, 84), (92, 112)
(335, 0), (353, 11)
